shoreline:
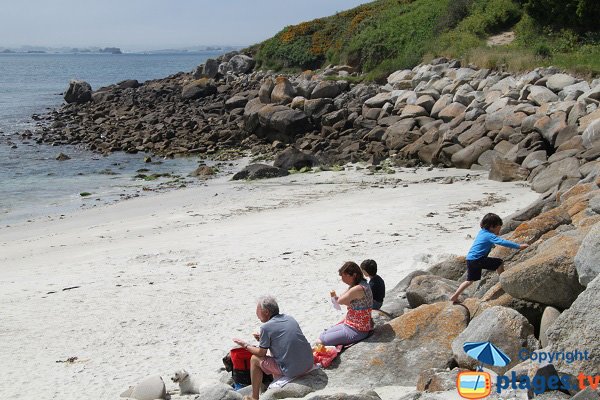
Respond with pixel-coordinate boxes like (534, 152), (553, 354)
(0, 166), (539, 399)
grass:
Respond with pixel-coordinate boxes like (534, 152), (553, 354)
(248, 0), (600, 78)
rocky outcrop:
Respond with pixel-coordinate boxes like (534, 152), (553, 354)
(326, 302), (469, 387)
(405, 275), (460, 307)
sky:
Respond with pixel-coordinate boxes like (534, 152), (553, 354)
(0, 0), (373, 50)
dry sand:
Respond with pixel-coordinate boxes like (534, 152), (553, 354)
(0, 165), (539, 399)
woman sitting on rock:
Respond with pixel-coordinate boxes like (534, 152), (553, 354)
(317, 261), (373, 346)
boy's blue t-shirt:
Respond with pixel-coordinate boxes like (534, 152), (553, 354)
(466, 228), (520, 260)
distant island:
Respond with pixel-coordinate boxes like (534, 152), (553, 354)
(0, 45), (244, 55)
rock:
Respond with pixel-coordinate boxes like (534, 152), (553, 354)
(545, 274), (600, 376)
(117, 79), (140, 89)
(271, 77), (295, 104)
(231, 164), (289, 180)
(430, 94), (453, 119)
(452, 306), (538, 374)
(379, 270), (428, 318)
(451, 137), (493, 169)
(546, 74), (577, 92)
(528, 86), (559, 105)
(202, 58), (220, 78)
(364, 92), (392, 108)
(426, 256), (466, 281)
(225, 95), (248, 110)
(579, 109), (600, 131)
(326, 302), (469, 387)
(307, 390), (381, 400)
(417, 368), (467, 392)
(227, 55), (255, 74)
(521, 150), (547, 170)
(56, 152), (71, 161)
(534, 113), (568, 146)
(571, 388), (600, 400)
(489, 158), (529, 182)
(406, 275), (460, 307)
(191, 165), (215, 177)
(539, 306), (561, 347)
(273, 147), (319, 170)
(64, 80), (92, 104)
(582, 119), (600, 149)
(193, 383), (242, 400)
(574, 222), (600, 286)
(259, 78), (275, 103)
(304, 98), (333, 119)
(182, 79), (217, 100)
(258, 105), (311, 137)
(388, 69), (413, 84)
(120, 375), (167, 400)
(311, 81), (342, 99)
(531, 157), (581, 193)
(261, 369), (328, 400)
(438, 102), (466, 122)
(401, 105), (428, 118)
(500, 232), (586, 309)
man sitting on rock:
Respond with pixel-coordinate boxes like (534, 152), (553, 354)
(233, 296), (314, 400)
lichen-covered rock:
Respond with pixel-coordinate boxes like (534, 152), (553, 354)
(271, 77), (296, 104)
(452, 306), (538, 374)
(326, 302), (469, 387)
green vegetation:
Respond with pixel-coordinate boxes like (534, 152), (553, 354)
(250, 0), (600, 78)
(79, 192), (92, 197)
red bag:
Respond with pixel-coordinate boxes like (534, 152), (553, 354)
(230, 348), (252, 385)
(313, 346), (339, 368)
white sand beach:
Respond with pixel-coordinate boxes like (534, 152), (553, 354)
(0, 165), (539, 399)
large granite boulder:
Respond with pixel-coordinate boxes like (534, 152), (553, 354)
(202, 58), (220, 78)
(260, 369), (328, 400)
(539, 306), (561, 347)
(271, 77), (296, 104)
(326, 302), (469, 387)
(311, 81), (342, 99)
(546, 74), (577, 92)
(489, 158), (529, 182)
(528, 85), (559, 105)
(531, 157), (581, 193)
(273, 147), (319, 170)
(192, 383), (242, 400)
(426, 255), (466, 281)
(500, 232), (586, 309)
(227, 55), (255, 74)
(181, 79), (217, 100)
(257, 105), (311, 137)
(231, 164), (289, 180)
(582, 119), (600, 149)
(452, 306), (538, 374)
(451, 137), (493, 169)
(64, 80), (92, 104)
(574, 221), (600, 286)
(545, 274), (600, 376)
(120, 375), (167, 400)
(307, 391), (381, 400)
(259, 78), (275, 103)
(379, 270), (428, 318)
(406, 275), (460, 307)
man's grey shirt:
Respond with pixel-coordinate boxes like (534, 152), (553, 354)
(259, 313), (313, 377)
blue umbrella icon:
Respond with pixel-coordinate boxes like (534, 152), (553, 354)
(463, 341), (511, 392)
(463, 341), (511, 369)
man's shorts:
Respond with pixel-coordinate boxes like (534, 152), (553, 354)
(259, 356), (282, 378)
(466, 257), (503, 281)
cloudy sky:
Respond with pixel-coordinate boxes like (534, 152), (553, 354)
(1, 0), (373, 50)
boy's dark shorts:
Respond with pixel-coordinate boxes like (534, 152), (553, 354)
(466, 257), (503, 281)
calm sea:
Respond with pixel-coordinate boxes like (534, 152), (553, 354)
(0, 52), (223, 225)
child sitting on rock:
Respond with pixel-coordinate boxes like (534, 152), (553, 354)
(360, 259), (385, 310)
(449, 213), (528, 304)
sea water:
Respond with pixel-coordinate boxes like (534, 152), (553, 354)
(0, 52), (223, 224)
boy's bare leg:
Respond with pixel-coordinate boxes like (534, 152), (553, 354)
(450, 280), (473, 303)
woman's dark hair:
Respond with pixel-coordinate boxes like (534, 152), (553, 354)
(360, 259), (378, 276)
(480, 213), (503, 230)
(339, 261), (365, 286)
